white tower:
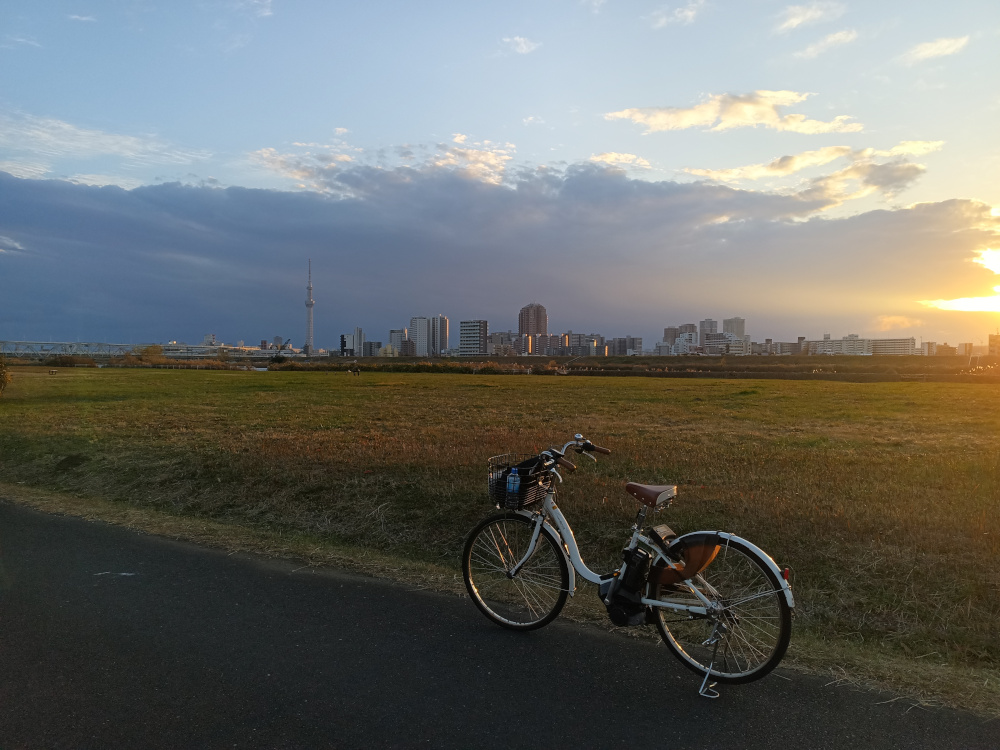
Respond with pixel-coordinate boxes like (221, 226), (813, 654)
(305, 260), (315, 355)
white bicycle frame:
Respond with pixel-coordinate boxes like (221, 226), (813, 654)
(510, 488), (794, 617)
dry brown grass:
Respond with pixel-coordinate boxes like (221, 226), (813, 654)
(1, 366), (998, 715)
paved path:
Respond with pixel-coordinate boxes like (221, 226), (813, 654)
(0, 502), (994, 749)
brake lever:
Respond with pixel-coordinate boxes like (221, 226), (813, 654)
(575, 448), (598, 462)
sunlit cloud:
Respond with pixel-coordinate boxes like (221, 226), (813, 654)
(794, 29), (858, 58)
(253, 137), (516, 190)
(899, 36), (969, 66)
(874, 315), (922, 331)
(974, 248), (1000, 274)
(686, 141), (943, 194)
(590, 152), (651, 169)
(522, 116), (545, 126)
(921, 290), (1000, 312)
(687, 145), (853, 181)
(605, 90), (862, 134)
(502, 36), (541, 54)
(775, 2), (845, 33)
(650, 1), (705, 28)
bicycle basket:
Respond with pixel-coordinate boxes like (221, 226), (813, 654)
(487, 453), (551, 510)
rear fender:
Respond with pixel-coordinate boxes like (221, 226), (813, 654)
(655, 531), (795, 609)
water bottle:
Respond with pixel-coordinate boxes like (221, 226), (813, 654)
(506, 468), (520, 497)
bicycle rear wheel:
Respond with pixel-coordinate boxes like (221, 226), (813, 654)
(651, 537), (791, 683)
(462, 512), (569, 631)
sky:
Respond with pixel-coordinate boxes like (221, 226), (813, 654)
(1, 0), (999, 350)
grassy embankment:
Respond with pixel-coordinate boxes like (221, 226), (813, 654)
(1, 366), (998, 714)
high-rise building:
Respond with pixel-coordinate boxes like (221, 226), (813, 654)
(723, 317), (745, 338)
(304, 260), (315, 355)
(409, 317), (431, 357)
(519, 303), (548, 337)
(989, 334), (1000, 356)
(678, 323), (698, 345)
(339, 333), (354, 357)
(431, 314), (449, 355)
(389, 329), (408, 351)
(459, 320), (488, 356)
(663, 327), (679, 347)
(699, 319), (718, 341)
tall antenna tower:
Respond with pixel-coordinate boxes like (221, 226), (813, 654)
(304, 260), (315, 355)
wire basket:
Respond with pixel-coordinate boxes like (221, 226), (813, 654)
(488, 453), (551, 510)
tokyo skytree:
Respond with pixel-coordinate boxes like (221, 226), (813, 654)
(304, 260), (315, 355)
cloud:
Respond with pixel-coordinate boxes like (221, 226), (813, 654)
(68, 15), (96, 22)
(686, 140), (944, 206)
(522, 116), (545, 126)
(605, 90), (863, 134)
(0, 112), (210, 172)
(650, 1), (705, 28)
(794, 29), (858, 58)
(775, 2), (845, 33)
(874, 315), (923, 331)
(237, 0), (273, 18)
(0, 235), (26, 253)
(254, 138), (517, 189)
(502, 36), (541, 54)
(899, 36), (969, 65)
(590, 152), (651, 169)
(1, 35), (42, 48)
(687, 145), (854, 181)
(1, 169), (997, 345)
(795, 160), (927, 207)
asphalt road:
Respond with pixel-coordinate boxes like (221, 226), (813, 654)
(0, 501), (995, 749)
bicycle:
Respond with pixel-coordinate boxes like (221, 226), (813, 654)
(461, 433), (794, 698)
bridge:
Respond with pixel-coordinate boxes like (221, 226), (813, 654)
(0, 340), (148, 359)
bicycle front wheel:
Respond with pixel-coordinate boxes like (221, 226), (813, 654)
(651, 537), (791, 683)
(462, 512), (569, 631)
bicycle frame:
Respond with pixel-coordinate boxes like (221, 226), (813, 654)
(511, 489), (794, 617)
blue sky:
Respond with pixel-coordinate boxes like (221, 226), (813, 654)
(1, 1), (999, 349)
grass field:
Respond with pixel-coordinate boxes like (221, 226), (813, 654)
(1, 366), (998, 712)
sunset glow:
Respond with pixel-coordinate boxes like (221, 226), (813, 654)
(922, 249), (1000, 312)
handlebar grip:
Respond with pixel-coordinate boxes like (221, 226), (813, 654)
(589, 444), (611, 455)
(556, 456), (577, 471)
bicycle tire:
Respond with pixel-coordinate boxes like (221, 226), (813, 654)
(462, 512), (569, 631)
(650, 536), (791, 683)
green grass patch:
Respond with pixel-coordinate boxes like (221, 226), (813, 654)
(1, 366), (998, 714)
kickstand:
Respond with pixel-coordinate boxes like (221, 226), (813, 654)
(698, 631), (722, 699)
(698, 670), (720, 699)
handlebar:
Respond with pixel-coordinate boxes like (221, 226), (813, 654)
(556, 455), (577, 471)
(541, 434), (610, 474)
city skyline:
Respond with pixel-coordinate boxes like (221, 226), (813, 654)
(1, 3), (999, 346)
